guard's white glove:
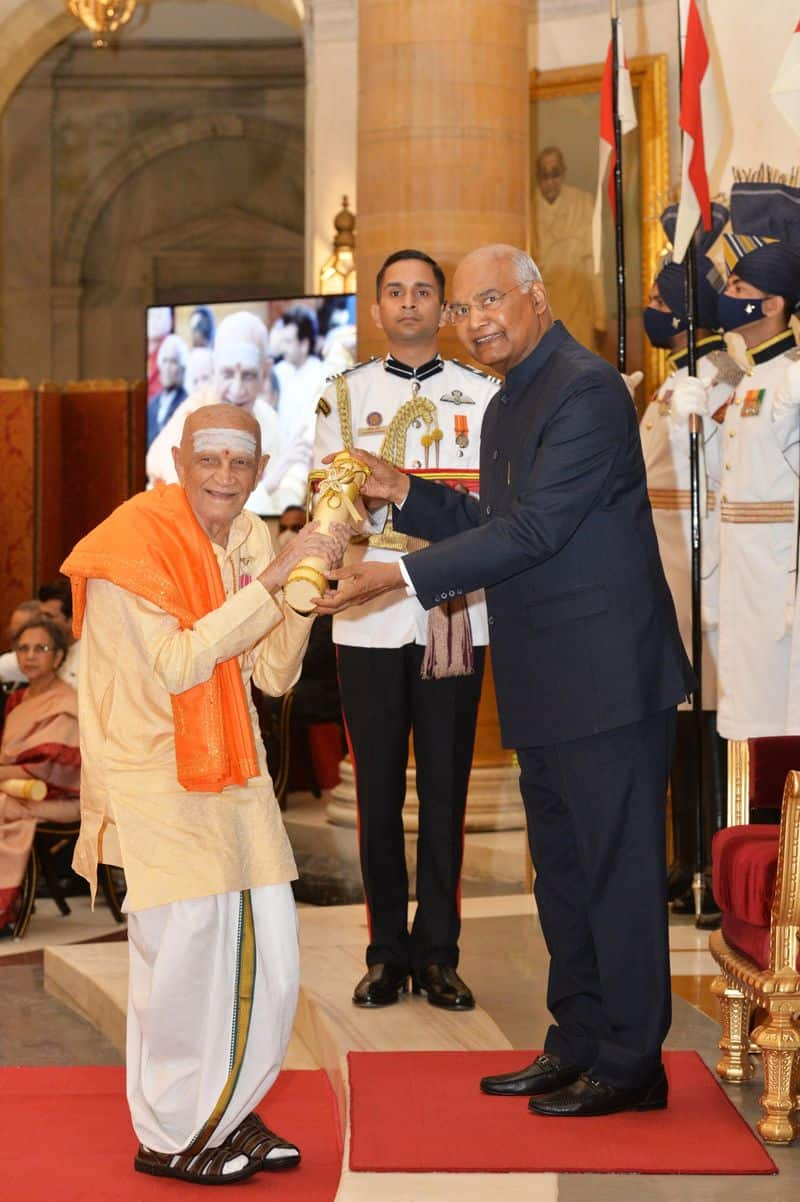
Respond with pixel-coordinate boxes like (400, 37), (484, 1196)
(696, 354), (720, 389)
(621, 370), (644, 399)
(670, 376), (709, 425)
(772, 358), (800, 423)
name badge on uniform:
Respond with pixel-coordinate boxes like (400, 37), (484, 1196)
(454, 414), (469, 455)
(440, 387), (475, 406)
(357, 410), (388, 436)
(658, 389), (673, 417)
(740, 389), (765, 417)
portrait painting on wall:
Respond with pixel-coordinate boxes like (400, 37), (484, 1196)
(530, 56), (669, 402)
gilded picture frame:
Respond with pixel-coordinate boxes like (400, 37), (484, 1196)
(530, 54), (670, 403)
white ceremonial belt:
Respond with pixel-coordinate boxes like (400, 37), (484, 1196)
(719, 500), (795, 524)
(648, 488), (717, 511)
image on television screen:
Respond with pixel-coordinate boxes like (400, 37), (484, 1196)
(145, 294), (357, 517)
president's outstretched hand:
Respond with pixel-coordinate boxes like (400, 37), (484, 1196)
(321, 448), (410, 509)
(313, 560), (405, 614)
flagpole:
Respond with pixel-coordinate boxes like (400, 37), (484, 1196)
(611, 0), (627, 372)
(677, 0), (706, 928)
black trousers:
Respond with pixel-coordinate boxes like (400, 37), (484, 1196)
(518, 707), (676, 1089)
(336, 642), (485, 972)
(670, 710), (727, 875)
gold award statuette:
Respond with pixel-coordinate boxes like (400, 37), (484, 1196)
(284, 450), (371, 614)
(1, 778), (47, 802)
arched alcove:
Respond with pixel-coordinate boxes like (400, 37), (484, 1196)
(0, 3), (306, 380)
(0, 0), (303, 121)
(76, 118), (305, 379)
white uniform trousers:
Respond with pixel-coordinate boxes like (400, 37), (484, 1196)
(126, 882), (299, 1154)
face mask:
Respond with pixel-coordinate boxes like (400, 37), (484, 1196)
(717, 292), (766, 332)
(643, 306), (685, 349)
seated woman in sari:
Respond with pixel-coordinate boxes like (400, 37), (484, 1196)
(0, 616), (80, 932)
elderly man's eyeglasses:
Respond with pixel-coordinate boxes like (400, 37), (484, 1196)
(446, 282), (533, 325)
(15, 643), (52, 655)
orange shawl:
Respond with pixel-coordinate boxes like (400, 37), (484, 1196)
(61, 484), (259, 793)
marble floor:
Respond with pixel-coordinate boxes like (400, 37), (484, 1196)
(3, 793), (798, 1201)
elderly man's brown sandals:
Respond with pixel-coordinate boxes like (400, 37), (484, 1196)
(134, 1142), (260, 1185)
(224, 1112), (301, 1170)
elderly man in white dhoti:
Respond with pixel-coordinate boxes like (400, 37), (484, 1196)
(63, 404), (347, 1185)
(146, 311), (312, 513)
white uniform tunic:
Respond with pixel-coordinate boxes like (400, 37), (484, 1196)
(639, 339), (740, 709)
(312, 356), (499, 649)
(715, 331), (799, 739)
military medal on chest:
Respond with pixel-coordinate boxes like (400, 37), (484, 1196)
(454, 413), (469, 456)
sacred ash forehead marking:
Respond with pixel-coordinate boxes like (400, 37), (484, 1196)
(192, 427), (257, 456)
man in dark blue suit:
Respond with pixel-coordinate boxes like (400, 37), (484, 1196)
(315, 243), (694, 1117)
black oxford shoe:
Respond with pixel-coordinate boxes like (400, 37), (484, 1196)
(412, 965), (475, 1010)
(528, 1066), (668, 1117)
(352, 963), (409, 1007)
(480, 1052), (582, 1097)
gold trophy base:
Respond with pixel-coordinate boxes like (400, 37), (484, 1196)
(1, 777), (47, 802)
(285, 563), (329, 615)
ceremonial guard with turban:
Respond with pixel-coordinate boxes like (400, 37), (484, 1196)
(672, 174), (800, 742)
(639, 202), (740, 909)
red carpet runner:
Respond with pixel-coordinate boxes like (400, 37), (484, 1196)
(2, 1066), (341, 1201)
(348, 1050), (777, 1175)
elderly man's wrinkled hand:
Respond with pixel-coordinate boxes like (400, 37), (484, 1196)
(312, 560), (405, 614)
(321, 448), (410, 508)
(259, 521), (347, 594)
(322, 521), (352, 569)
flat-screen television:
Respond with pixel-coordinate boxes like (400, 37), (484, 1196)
(145, 294), (357, 517)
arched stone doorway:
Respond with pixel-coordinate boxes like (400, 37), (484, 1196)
(0, 0), (307, 380)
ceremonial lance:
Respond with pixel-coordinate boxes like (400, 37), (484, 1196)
(676, 0), (706, 927)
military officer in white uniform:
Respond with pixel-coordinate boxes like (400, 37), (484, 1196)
(639, 203), (739, 909)
(673, 177), (800, 743)
(312, 249), (498, 1011)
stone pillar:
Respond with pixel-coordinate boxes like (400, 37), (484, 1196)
(356, 0), (529, 360)
(303, 0), (358, 292)
(328, 1), (529, 832)
(325, 0), (530, 833)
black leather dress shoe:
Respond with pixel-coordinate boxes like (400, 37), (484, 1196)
(480, 1052), (582, 1097)
(528, 1066), (668, 1117)
(412, 965), (475, 1010)
(352, 964), (409, 1008)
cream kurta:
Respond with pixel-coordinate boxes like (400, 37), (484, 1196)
(73, 510), (313, 912)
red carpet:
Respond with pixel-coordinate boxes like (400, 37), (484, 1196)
(2, 1066), (341, 1201)
(348, 1050), (777, 1175)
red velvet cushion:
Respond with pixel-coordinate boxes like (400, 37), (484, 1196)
(748, 737), (800, 811)
(720, 913), (772, 971)
(712, 826), (779, 926)
(712, 825), (800, 971)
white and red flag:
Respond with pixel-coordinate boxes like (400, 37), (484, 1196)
(672, 0), (724, 263)
(592, 17), (637, 273)
(770, 17), (800, 137)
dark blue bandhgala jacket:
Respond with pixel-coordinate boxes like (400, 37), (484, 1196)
(396, 321), (695, 748)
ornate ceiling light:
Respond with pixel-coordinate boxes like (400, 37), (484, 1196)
(67, 1), (137, 49)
